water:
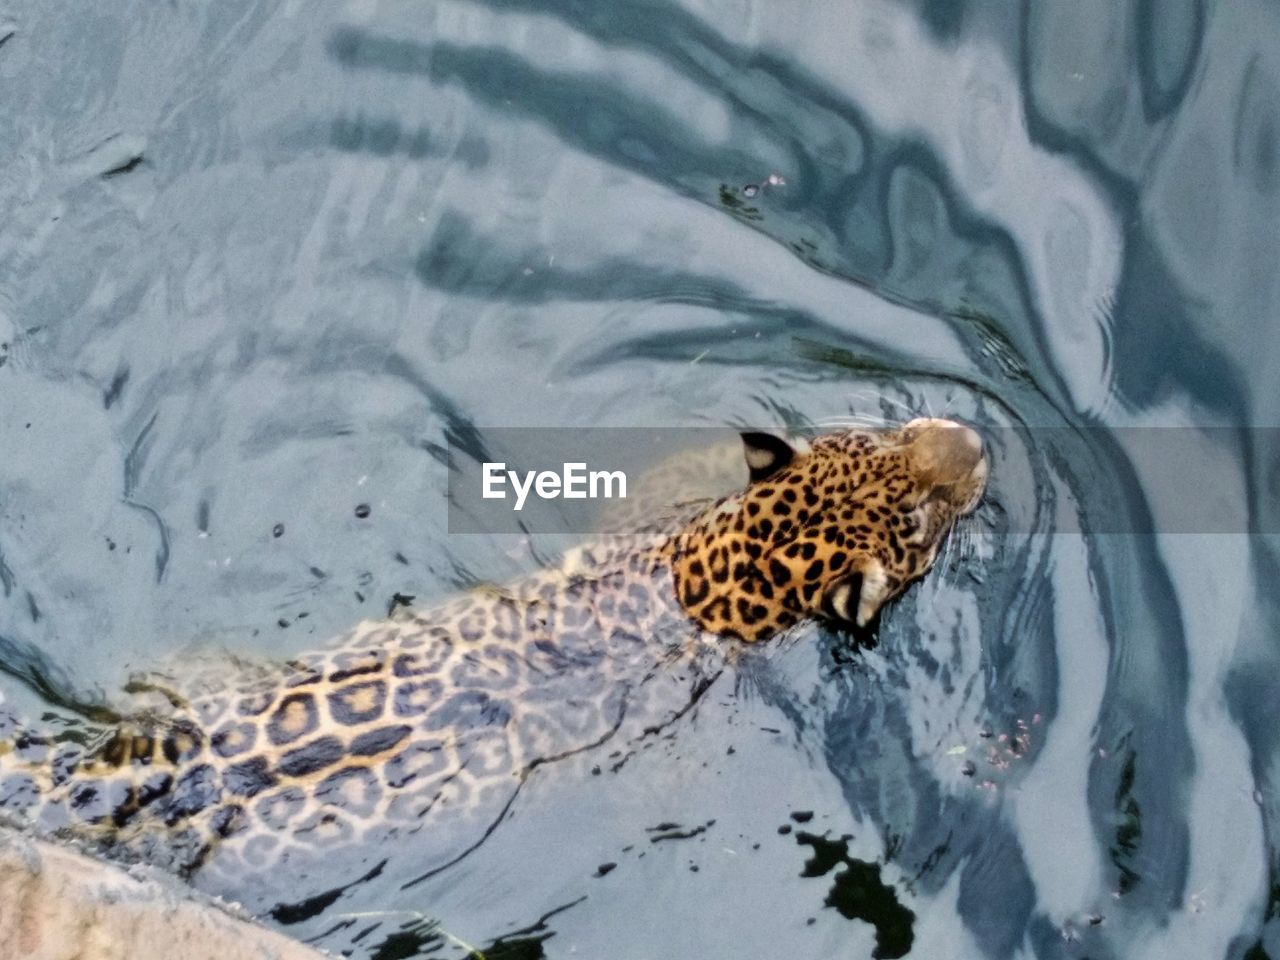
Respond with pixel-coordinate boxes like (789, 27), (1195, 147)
(1, 0), (1278, 957)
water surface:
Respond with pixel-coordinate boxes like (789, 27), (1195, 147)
(1, 1), (1278, 957)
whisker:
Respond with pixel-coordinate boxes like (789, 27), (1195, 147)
(846, 391), (914, 422)
(813, 415), (888, 430)
(867, 392), (915, 418)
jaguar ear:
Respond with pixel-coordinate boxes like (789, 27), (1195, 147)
(822, 560), (893, 629)
(740, 432), (796, 483)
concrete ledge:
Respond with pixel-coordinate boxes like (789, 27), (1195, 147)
(0, 827), (324, 960)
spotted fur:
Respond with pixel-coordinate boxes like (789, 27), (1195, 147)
(0, 418), (986, 882)
(667, 418), (987, 640)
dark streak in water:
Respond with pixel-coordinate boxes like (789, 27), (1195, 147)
(0, 634), (123, 726)
(646, 818), (714, 842)
(366, 920), (440, 960)
(123, 500), (171, 583)
(417, 440), (449, 467)
(0, 30), (14, 50)
(101, 155), (145, 178)
(323, 115), (492, 168)
(464, 895), (586, 960)
(123, 412), (158, 498)
(0, 542), (14, 597)
(386, 592), (414, 616)
(361, 895), (585, 960)
(399, 779), (524, 891)
(103, 367), (130, 408)
(1109, 749), (1144, 895)
(271, 858), (387, 925)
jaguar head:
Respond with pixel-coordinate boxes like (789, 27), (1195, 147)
(668, 418), (988, 642)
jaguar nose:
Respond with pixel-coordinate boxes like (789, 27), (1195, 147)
(906, 418), (988, 494)
(949, 421), (985, 469)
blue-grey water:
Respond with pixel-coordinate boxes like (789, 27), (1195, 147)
(1, 1), (1278, 958)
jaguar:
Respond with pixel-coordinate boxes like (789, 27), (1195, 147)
(0, 417), (986, 893)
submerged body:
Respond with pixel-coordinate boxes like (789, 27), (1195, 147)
(0, 418), (987, 886)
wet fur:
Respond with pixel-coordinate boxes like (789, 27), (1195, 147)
(0, 420), (986, 879)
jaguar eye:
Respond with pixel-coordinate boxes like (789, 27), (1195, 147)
(820, 574), (881, 646)
(821, 572), (863, 625)
(820, 559), (892, 629)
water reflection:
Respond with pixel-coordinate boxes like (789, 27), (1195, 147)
(326, 18), (1057, 407)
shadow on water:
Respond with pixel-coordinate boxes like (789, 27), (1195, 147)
(322, 116), (491, 169)
(796, 830), (916, 959)
(312, 897), (585, 960)
(410, 209), (909, 375)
